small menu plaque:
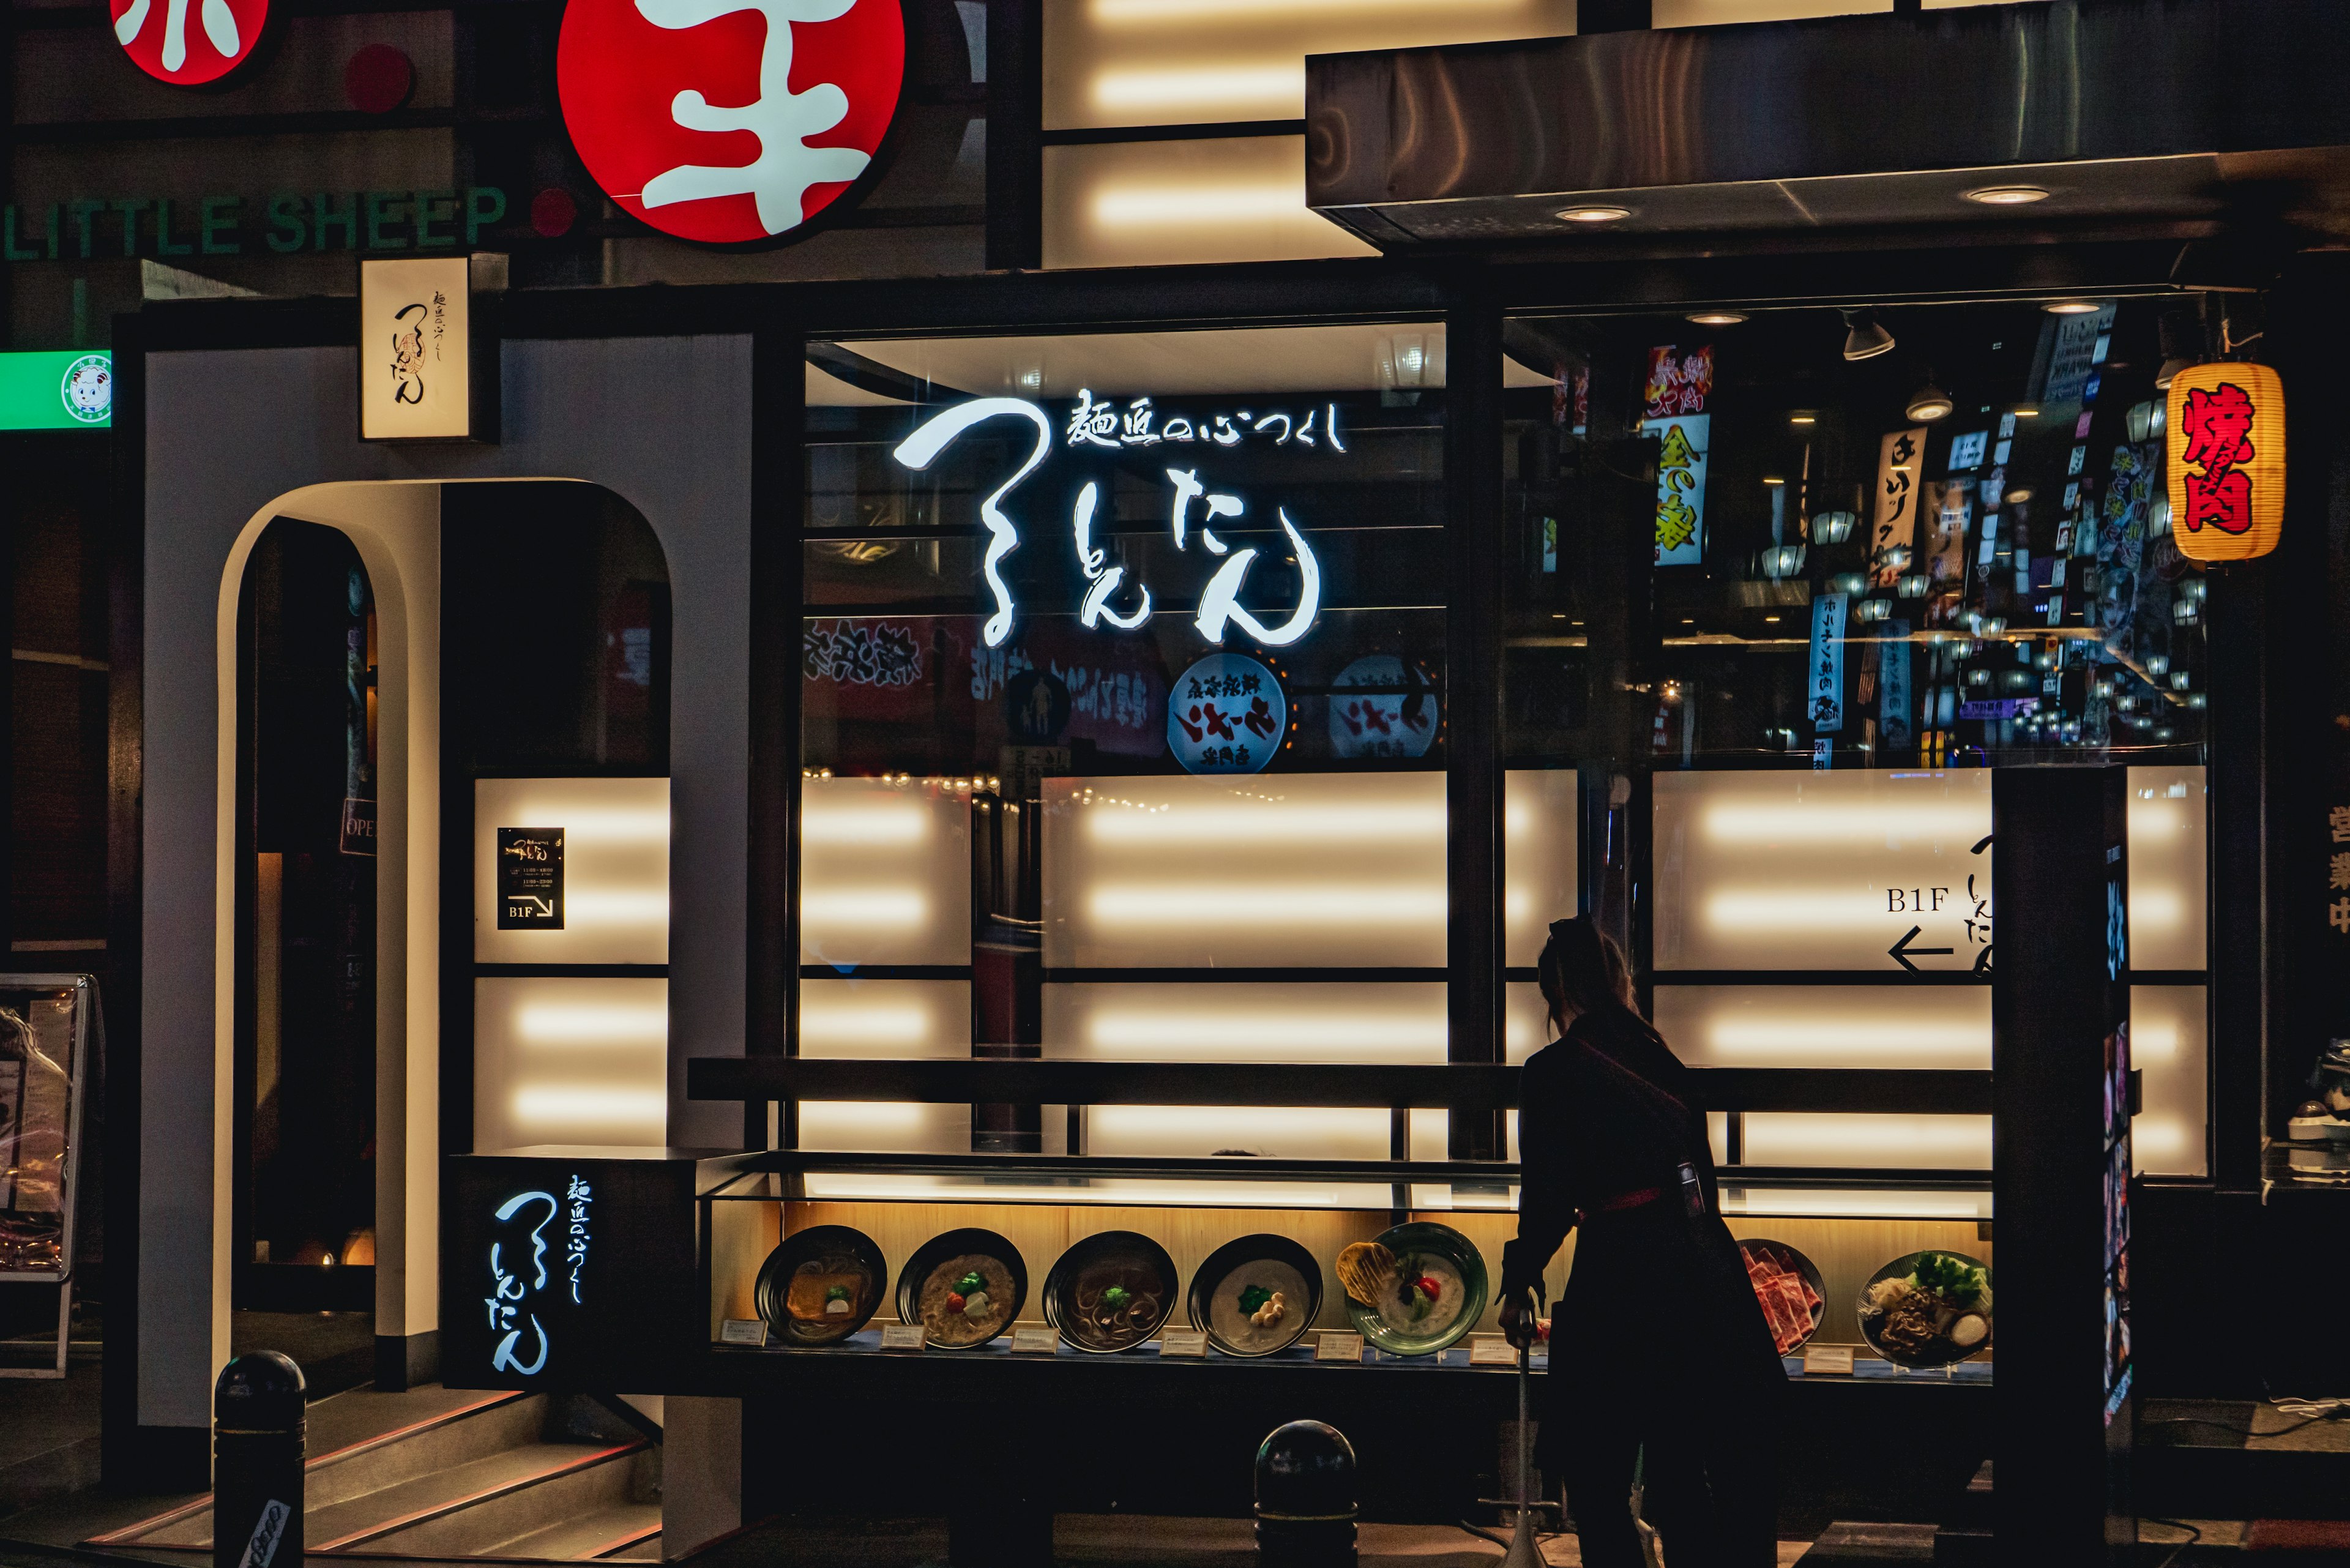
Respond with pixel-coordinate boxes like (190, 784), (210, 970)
(496, 827), (565, 930)
(1469, 1335), (1521, 1366)
(1314, 1331), (1365, 1363)
(718, 1319), (767, 1346)
(1802, 1344), (1857, 1376)
(879, 1323), (927, 1352)
(1010, 1327), (1059, 1355)
(1158, 1329), (1209, 1359)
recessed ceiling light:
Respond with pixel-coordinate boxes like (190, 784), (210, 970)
(2012, 405), (2040, 417)
(2043, 300), (2103, 315)
(1687, 310), (1747, 325)
(2007, 487), (2035, 504)
(1556, 204), (1632, 225)
(1965, 185), (2051, 206)
(1762, 476), (1785, 486)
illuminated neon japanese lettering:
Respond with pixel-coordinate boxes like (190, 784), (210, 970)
(892, 397), (1052, 648)
(1071, 480), (1151, 630)
(1194, 509), (1321, 648)
(485, 1189), (557, 1376)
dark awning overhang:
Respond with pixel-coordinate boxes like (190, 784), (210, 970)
(1305, 0), (2350, 252)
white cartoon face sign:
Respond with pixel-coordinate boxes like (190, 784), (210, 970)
(110, 0), (267, 84)
(558, 0), (903, 244)
(61, 357), (113, 425)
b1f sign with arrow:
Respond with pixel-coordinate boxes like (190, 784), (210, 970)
(497, 827), (565, 931)
(1651, 771), (1992, 973)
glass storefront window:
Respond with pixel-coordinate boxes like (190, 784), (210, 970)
(802, 322), (1459, 1162)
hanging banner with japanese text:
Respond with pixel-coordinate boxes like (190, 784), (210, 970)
(1879, 619), (1913, 748)
(1810, 591), (1848, 734)
(1641, 345), (1712, 567)
(2167, 361), (2285, 562)
(1871, 427), (1927, 589)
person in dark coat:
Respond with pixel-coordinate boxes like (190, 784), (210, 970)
(1498, 916), (1787, 1567)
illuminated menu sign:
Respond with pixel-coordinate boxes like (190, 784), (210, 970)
(496, 828), (565, 930)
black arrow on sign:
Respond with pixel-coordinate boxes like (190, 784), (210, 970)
(1889, 925), (1955, 972)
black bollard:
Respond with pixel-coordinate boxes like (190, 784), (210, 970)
(214, 1352), (306, 1568)
(1254, 1420), (1357, 1568)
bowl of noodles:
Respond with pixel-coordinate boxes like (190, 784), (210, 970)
(893, 1228), (1027, 1350)
(1043, 1231), (1178, 1354)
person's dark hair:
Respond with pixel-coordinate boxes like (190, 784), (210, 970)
(1537, 916), (1656, 1039)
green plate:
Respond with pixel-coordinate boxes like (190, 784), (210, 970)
(1341, 1222), (1488, 1357)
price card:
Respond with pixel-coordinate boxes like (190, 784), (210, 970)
(1802, 1344), (1856, 1376)
(718, 1319), (767, 1347)
(1314, 1331), (1365, 1363)
(1158, 1329), (1209, 1359)
(1010, 1327), (1059, 1356)
(879, 1323), (927, 1353)
(1469, 1336), (1520, 1367)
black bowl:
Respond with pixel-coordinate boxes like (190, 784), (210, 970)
(894, 1228), (1028, 1350)
(1043, 1230), (1179, 1353)
(1187, 1234), (1322, 1357)
(755, 1224), (886, 1347)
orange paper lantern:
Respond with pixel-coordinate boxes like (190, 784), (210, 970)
(2167, 361), (2285, 562)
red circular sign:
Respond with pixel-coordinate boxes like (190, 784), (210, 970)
(558, 0), (903, 245)
(110, 0), (268, 84)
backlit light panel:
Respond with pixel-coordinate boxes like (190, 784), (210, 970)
(1045, 982), (1445, 1063)
(474, 777), (670, 966)
(797, 976), (974, 1154)
(475, 975), (668, 1152)
(1651, 985), (1991, 1070)
(1652, 769), (1993, 972)
(2127, 766), (2207, 972)
(2130, 985), (2209, 1178)
(1505, 770), (1579, 967)
(1739, 1113), (1992, 1170)
(1043, 772), (1446, 968)
(800, 776), (972, 967)
(1043, 138), (1378, 270)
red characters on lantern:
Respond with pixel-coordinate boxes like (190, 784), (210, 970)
(2176, 381), (2258, 536)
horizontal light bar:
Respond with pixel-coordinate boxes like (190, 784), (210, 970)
(801, 806), (931, 846)
(1082, 1009), (1444, 1056)
(498, 807), (670, 843)
(1081, 802), (1445, 843)
(1704, 889), (1957, 931)
(1699, 1019), (1988, 1067)
(802, 889), (928, 925)
(1699, 802), (1986, 844)
(797, 1172), (1400, 1208)
(1721, 1187), (1991, 1220)
(1740, 1113), (1993, 1169)
(1089, 884), (1444, 925)
(2133, 1116), (2190, 1159)
(799, 1003), (933, 1047)
(1087, 1105), (1391, 1160)
(510, 1086), (667, 1127)
(1091, 0), (1534, 20)
(797, 1102), (933, 1135)
(1092, 184), (1302, 226)
(513, 1004), (668, 1045)
(562, 891), (673, 926)
(2130, 887), (2186, 928)
(1093, 65), (1297, 111)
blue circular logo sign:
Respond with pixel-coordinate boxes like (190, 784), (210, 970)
(1168, 653), (1285, 774)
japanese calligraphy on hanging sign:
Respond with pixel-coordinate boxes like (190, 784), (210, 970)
(892, 392), (1332, 653)
(1922, 478), (1974, 599)
(1809, 592), (1848, 734)
(1871, 427), (1927, 589)
(359, 255), (475, 441)
(1878, 618), (1913, 748)
(2167, 362), (2285, 562)
(1641, 345), (1712, 566)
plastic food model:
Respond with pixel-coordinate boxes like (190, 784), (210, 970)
(1859, 1251), (1994, 1367)
(920, 1255), (1018, 1346)
(1340, 1224), (1485, 1356)
(1239, 1284), (1288, 1328)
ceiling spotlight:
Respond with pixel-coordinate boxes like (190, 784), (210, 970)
(2154, 357), (2191, 390)
(1906, 381), (1955, 422)
(1965, 184), (2052, 206)
(2043, 299), (2103, 315)
(1687, 309), (1748, 326)
(1556, 204), (1632, 225)
(1842, 308), (1895, 361)
(2007, 487), (2035, 504)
